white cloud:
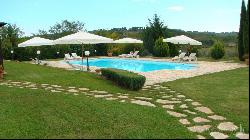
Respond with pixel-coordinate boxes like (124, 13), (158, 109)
(168, 6), (184, 12)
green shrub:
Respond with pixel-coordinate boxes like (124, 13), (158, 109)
(153, 37), (169, 57)
(101, 68), (146, 90)
(210, 40), (225, 59)
(168, 43), (179, 57)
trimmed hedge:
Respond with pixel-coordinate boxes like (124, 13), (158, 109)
(101, 68), (146, 90)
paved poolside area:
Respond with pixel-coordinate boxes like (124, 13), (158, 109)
(41, 57), (246, 85)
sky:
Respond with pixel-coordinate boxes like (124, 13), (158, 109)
(0, 0), (246, 36)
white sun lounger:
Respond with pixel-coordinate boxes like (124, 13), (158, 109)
(172, 52), (186, 62)
(71, 53), (82, 59)
(64, 53), (74, 61)
(183, 53), (197, 62)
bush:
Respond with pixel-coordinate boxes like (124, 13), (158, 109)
(101, 68), (146, 90)
(153, 37), (169, 57)
(210, 40), (225, 59)
(168, 43), (179, 57)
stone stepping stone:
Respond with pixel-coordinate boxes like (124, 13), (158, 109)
(134, 97), (152, 100)
(179, 119), (190, 125)
(217, 122), (238, 131)
(162, 105), (174, 110)
(142, 89), (148, 91)
(166, 111), (187, 118)
(73, 93), (79, 96)
(118, 95), (129, 99)
(236, 132), (249, 139)
(187, 125), (211, 133)
(208, 115), (226, 121)
(154, 85), (160, 87)
(68, 89), (79, 93)
(197, 135), (206, 139)
(170, 91), (176, 93)
(96, 91), (108, 94)
(156, 99), (181, 104)
(30, 88), (38, 90)
(45, 87), (53, 90)
(159, 92), (165, 94)
(171, 98), (181, 101)
(131, 100), (156, 107)
(41, 84), (49, 86)
(166, 89), (171, 91)
(51, 85), (61, 88)
(8, 86), (13, 87)
(11, 82), (21, 84)
(106, 97), (118, 101)
(193, 117), (211, 123)
(192, 102), (202, 106)
(177, 95), (186, 98)
(184, 110), (197, 115)
(194, 107), (214, 114)
(180, 104), (188, 109)
(19, 87), (24, 89)
(51, 90), (62, 93)
(143, 86), (151, 88)
(162, 95), (173, 98)
(94, 94), (113, 98)
(210, 132), (228, 139)
(120, 100), (126, 103)
(185, 99), (193, 102)
(68, 87), (76, 89)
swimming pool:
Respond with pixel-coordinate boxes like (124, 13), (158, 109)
(68, 58), (197, 72)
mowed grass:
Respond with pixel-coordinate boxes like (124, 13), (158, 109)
(4, 61), (131, 94)
(1, 61), (195, 138)
(165, 67), (249, 132)
(0, 86), (194, 139)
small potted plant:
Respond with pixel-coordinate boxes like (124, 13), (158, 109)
(0, 65), (4, 79)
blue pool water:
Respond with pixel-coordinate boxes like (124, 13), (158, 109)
(68, 58), (196, 72)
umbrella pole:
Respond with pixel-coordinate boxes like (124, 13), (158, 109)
(81, 44), (83, 71)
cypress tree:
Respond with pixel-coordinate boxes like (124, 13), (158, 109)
(245, 0), (249, 54)
(238, 0), (247, 61)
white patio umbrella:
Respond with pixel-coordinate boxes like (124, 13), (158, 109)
(163, 35), (202, 46)
(18, 37), (54, 47)
(53, 31), (114, 71)
(113, 38), (143, 44)
(18, 37), (54, 64)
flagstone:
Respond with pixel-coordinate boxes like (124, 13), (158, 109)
(236, 132), (249, 139)
(179, 119), (190, 125)
(210, 132), (228, 139)
(185, 99), (193, 102)
(208, 115), (226, 121)
(166, 111), (187, 118)
(131, 100), (156, 107)
(193, 117), (211, 123)
(94, 94), (113, 98)
(197, 135), (206, 139)
(183, 110), (197, 115)
(162, 105), (174, 110)
(156, 99), (181, 104)
(187, 125), (211, 133)
(180, 104), (188, 109)
(68, 89), (78, 93)
(217, 122), (238, 131)
(192, 102), (202, 106)
(134, 97), (152, 100)
(194, 106), (214, 114)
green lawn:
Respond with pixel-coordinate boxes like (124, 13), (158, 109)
(0, 61), (195, 139)
(166, 67), (249, 132)
(0, 61), (249, 138)
(0, 86), (194, 139)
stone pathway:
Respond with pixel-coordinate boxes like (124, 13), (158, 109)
(0, 80), (249, 139)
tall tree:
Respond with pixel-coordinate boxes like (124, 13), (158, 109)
(245, 0), (249, 54)
(33, 20), (85, 40)
(0, 24), (23, 67)
(238, 0), (247, 61)
(143, 14), (167, 54)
